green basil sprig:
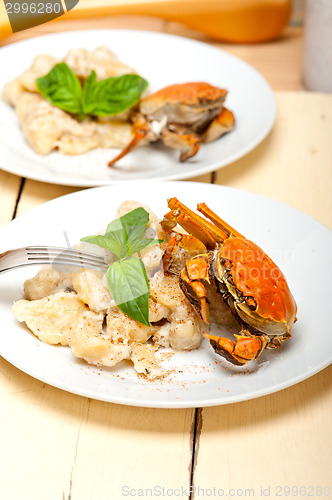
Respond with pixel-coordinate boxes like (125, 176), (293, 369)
(36, 63), (148, 120)
(81, 208), (162, 327)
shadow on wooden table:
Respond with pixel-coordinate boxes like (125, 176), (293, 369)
(1, 355), (331, 431)
(214, 132), (273, 188)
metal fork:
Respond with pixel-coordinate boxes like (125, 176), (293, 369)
(0, 246), (109, 274)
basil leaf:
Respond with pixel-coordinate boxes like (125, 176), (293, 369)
(105, 208), (152, 257)
(36, 63), (83, 115)
(36, 64), (148, 118)
(82, 70), (98, 115)
(83, 74), (148, 116)
(129, 238), (163, 256)
(106, 257), (150, 326)
(114, 208), (149, 252)
(81, 208), (163, 259)
(103, 218), (129, 259)
(80, 234), (125, 259)
(81, 208), (164, 326)
(81, 234), (162, 260)
(107, 207), (149, 238)
(83, 69), (97, 92)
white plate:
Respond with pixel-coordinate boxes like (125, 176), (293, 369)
(0, 181), (331, 408)
(0, 29), (275, 187)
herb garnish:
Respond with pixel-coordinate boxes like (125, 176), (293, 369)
(81, 208), (162, 327)
(36, 63), (148, 120)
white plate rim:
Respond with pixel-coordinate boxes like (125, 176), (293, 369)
(1, 181), (331, 408)
(0, 29), (276, 187)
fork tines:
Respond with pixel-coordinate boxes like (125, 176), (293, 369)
(26, 246), (107, 269)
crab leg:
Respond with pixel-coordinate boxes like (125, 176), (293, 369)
(205, 332), (268, 366)
(180, 254), (211, 324)
(179, 250), (269, 363)
(167, 198), (229, 246)
(197, 202), (244, 238)
(108, 119), (150, 167)
(161, 209), (221, 248)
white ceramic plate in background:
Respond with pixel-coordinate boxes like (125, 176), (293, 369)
(0, 30), (275, 186)
(0, 182), (331, 408)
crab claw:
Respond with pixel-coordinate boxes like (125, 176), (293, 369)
(108, 119), (150, 167)
(163, 233), (207, 277)
(202, 107), (235, 143)
(161, 130), (201, 162)
(205, 332), (268, 366)
(179, 254), (211, 324)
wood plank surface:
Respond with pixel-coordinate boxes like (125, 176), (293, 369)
(193, 366), (332, 496)
(215, 92), (332, 229)
(193, 90), (332, 496)
(0, 170), (21, 228)
(1, 13), (331, 500)
(0, 364), (194, 499)
(1, 91), (331, 500)
(14, 181), (82, 217)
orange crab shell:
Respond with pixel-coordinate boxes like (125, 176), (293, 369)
(220, 237), (297, 326)
(140, 82), (227, 115)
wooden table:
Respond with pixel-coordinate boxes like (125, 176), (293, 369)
(1, 16), (332, 500)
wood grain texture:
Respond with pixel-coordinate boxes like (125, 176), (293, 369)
(0, 357), (194, 500)
(14, 175), (211, 217)
(0, 16), (331, 500)
(1, 92), (331, 500)
(215, 91), (332, 229)
(15, 180), (82, 217)
(193, 91), (332, 497)
(192, 365), (332, 495)
(0, 171), (21, 228)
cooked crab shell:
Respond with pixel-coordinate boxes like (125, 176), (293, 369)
(140, 82), (227, 126)
(162, 198), (298, 366)
(108, 82), (234, 165)
(182, 242), (297, 338)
